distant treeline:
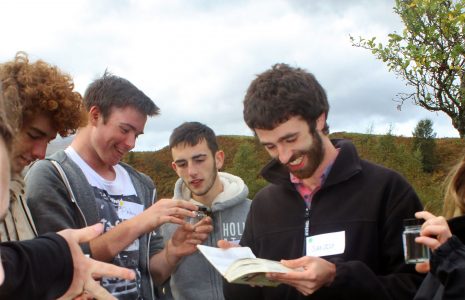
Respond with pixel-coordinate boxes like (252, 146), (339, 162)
(122, 133), (465, 216)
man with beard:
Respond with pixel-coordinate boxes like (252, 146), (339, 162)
(159, 121), (251, 300)
(221, 63), (424, 300)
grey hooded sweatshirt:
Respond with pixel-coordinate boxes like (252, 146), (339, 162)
(160, 172), (251, 300)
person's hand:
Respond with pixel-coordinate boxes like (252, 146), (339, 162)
(143, 198), (198, 229)
(57, 223), (135, 300)
(414, 211), (452, 273)
(267, 256), (335, 296)
(165, 217), (213, 266)
(217, 239), (240, 249)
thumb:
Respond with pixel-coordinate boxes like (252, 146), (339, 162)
(415, 261), (430, 273)
(217, 239), (238, 249)
(73, 223), (104, 243)
(281, 256), (310, 268)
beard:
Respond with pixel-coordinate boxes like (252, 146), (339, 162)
(286, 131), (324, 179)
(189, 162), (218, 197)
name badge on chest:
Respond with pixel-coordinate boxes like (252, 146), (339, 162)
(306, 231), (345, 257)
(118, 200), (144, 220)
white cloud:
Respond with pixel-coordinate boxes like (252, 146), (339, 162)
(1, 0), (460, 152)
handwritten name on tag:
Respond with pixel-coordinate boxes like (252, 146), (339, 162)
(306, 231), (345, 257)
(118, 201), (143, 220)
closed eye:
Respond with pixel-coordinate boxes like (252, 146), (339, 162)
(27, 132), (41, 140)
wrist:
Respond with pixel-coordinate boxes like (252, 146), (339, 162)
(165, 239), (181, 268)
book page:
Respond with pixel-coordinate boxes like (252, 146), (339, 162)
(225, 258), (293, 287)
(197, 245), (256, 275)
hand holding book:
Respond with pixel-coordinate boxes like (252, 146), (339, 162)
(197, 244), (295, 287)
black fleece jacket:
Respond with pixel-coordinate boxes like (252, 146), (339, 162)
(224, 139), (424, 300)
(414, 215), (465, 300)
(0, 233), (73, 300)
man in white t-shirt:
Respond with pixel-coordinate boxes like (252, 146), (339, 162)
(26, 72), (212, 299)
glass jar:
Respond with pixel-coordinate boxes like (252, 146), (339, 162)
(188, 206), (210, 224)
(402, 218), (430, 264)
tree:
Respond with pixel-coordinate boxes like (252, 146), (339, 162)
(412, 118), (437, 172)
(351, 0), (465, 137)
(228, 142), (267, 198)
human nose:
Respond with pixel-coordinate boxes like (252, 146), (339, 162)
(32, 141), (48, 160)
(187, 164), (198, 177)
(277, 145), (293, 165)
(124, 133), (136, 150)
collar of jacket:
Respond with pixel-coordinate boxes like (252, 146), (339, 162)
(448, 215), (465, 243)
(260, 139), (362, 191)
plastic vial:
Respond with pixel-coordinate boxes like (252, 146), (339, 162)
(188, 206), (210, 224)
(402, 218), (430, 264)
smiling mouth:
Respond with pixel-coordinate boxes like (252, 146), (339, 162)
(287, 155), (305, 171)
(190, 179), (203, 186)
(289, 156), (303, 166)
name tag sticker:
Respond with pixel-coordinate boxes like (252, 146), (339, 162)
(306, 231), (345, 257)
(118, 201), (143, 220)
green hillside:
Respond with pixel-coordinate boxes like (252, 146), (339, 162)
(123, 133), (465, 215)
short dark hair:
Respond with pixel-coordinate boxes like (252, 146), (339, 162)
(83, 71), (160, 121)
(169, 122), (219, 155)
(243, 63), (329, 134)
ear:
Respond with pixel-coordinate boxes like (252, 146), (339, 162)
(316, 113), (326, 132)
(171, 161), (178, 172)
(215, 150), (225, 170)
(88, 106), (102, 125)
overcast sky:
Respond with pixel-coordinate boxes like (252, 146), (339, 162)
(0, 0), (459, 151)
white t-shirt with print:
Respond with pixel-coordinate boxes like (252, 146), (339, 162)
(65, 146), (143, 299)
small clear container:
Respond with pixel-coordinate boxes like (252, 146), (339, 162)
(402, 218), (430, 264)
(188, 206), (210, 224)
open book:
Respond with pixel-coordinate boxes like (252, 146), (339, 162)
(197, 245), (294, 287)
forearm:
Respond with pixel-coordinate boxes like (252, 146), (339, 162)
(90, 216), (148, 262)
(149, 239), (180, 285)
(0, 234), (73, 299)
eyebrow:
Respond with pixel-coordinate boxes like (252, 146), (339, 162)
(173, 153), (207, 165)
(260, 132), (298, 146)
(121, 123), (144, 135)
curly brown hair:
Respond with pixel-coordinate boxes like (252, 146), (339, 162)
(244, 63), (329, 134)
(0, 85), (14, 152)
(0, 52), (87, 136)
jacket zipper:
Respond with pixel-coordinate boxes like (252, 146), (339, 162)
(304, 206), (311, 256)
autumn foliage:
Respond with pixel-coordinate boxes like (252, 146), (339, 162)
(123, 133), (465, 215)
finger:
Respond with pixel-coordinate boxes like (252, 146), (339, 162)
(173, 200), (198, 211)
(68, 223), (105, 243)
(173, 207), (197, 218)
(217, 239), (239, 249)
(421, 224), (452, 238)
(415, 211), (435, 221)
(193, 224), (213, 234)
(89, 259), (135, 280)
(415, 261), (430, 273)
(84, 279), (116, 300)
(280, 256), (312, 269)
(415, 236), (440, 250)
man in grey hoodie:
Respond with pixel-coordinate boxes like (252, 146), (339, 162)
(160, 122), (251, 300)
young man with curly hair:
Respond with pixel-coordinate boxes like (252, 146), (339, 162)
(0, 52), (87, 242)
